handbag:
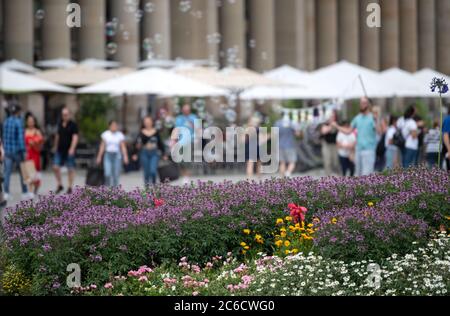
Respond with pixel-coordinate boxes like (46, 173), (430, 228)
(86, 166), (105, 187)
(158, 160), (180, 183)
(20, 160), (37, 185)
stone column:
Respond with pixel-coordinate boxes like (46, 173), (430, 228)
(359, 0), (380, 70)
(275, 0), (302, 68)
(171, 0), (218, 61)
(4, 0), (34, 64)
(298, 0), (316, 71)
(338, 0), (359, 64)
(437, 0), (450, 74)
(248, 0), (275, 72)
(142, 0), (171, 60)
(380, 0), (399, 70)
(78, 0), (106, 60)
(110, 0), (139, 67)
(220, 0), (246, 67)
(316, 0), (338, 68)
(399, 0), (418, 72)
(41, 0), (71, 60)
(418, 0), (436, 69)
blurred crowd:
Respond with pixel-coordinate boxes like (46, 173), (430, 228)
(0, 97), (449, 205)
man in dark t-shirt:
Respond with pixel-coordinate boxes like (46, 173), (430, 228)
(53, 107), (79, 194)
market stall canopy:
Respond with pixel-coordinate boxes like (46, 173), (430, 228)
(79, 59), (122, 69)
(414, 68), (450, 94)
(381, 68), (435, 98)
(264, 65), (311, 85)
(35, 58), (78, 69)
(77, 67), (228, 97)
(0, 67), (74, 93)
(175, 67), (283, 90)
(0, 59), (38, 73)
(309, 60), (394, 100)
(139, 59), (177, 69)
(240, 65), (318, 100)
(35, 66), (134, 87)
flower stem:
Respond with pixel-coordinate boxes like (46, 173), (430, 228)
(438, 93), (443, 168)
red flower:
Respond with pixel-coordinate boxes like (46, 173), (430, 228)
(288, 204), (307, 223)
(154, 198), (164, 207)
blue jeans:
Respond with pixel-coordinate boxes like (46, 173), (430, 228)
(402, 148), (418, 168)
(426, 152), (440, 169)
(103, 152), (122, 187)
(4, 152), (28, 194)
(140, 149), (160, 186)
(355, 149), (375, 176)
(384, 146), (398, 170)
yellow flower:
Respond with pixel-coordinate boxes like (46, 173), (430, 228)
(307, 223), (314, 228)
(445, 216), (450, 220)
(242, 250), (247, 255)
(240, 242), (247, 247)
(289, 225), (296, 232)
(255, 234), (264, 244)
(275, 240), (283, 248)
(285, 250), (290, 255)
(280, 231), (287, 238)
(331, 218), (338, 224)
(292, 248), (299, 254)
(244, 246), (250, 250)
(280, 227), (287, 232)
(276, 218), (284, 225)
(243, 229), (251, 235)
(368, 202), (374, 207)
(284, 240), (291, 247)
(285, 216), (293, 222)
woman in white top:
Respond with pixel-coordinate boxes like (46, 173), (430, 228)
(336, 121), (356, 176)
(96, 120), (129, 187)
(399, 106), (419, 168)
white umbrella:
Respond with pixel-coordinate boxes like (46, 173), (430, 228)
(0, 67), (74, 93)
(310, 60), (394, 99)
(138, 59), (177, 69)
(0, 59), (38, 73)
(36, 58), (78, 69)
(80, 59), (121, 69)
(264, 65), (311, 85)
(77, 67), (227, 97)
(35, 66), (133, 87)
(381, 68), (435, 98)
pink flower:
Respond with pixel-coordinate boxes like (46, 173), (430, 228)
(104, 283), (113, 289)
(138, 276), (148, 282)
(192, 291), (199, 296)
(154, 198), (164, 207)
(90, 284), (97, 289)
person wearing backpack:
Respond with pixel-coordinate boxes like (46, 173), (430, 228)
(384, 116), (398, 170)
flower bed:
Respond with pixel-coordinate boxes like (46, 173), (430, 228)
(0, 167), (449, 295)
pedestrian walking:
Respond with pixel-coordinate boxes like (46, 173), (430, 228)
(424, 121), (442, 168)
(336, 121), (356, 176)
(2, 102), (31, 201)
(134, 116), (166, 186)
(384, 116), (399, 170)
(24, 113), (44, 194)
(96, 120), (129, 187)
(52, 107), (79, 194)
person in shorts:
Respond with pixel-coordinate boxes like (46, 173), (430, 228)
(275, 117), (299, 177)
(52, 107), (79, 194)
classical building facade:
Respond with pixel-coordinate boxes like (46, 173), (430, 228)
(0, 0), (449, 74)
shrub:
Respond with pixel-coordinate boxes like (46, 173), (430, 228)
(1, 167), (448, 295)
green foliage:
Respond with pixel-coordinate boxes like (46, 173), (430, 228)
(77, 95), (117, 144)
